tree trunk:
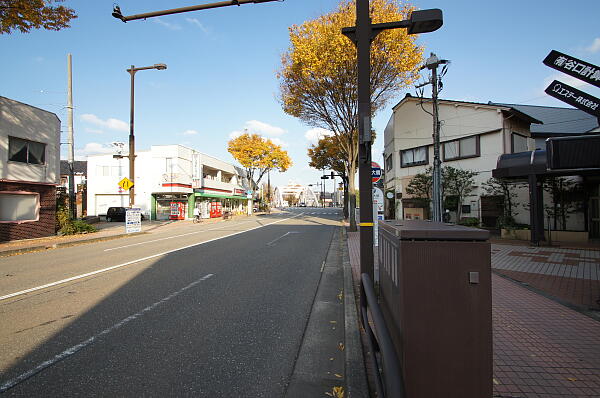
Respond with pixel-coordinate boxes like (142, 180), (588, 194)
(343, 176), (349, 220)
(348, 160), (357, 231)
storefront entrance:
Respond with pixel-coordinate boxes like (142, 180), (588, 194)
(154, 193), (189, 221)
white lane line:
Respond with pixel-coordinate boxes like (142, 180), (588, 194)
(0, 213), (302, 302)
(0, 273), (214, 394)
(266, 231), (300, 247)
(104, 220), (255, 252)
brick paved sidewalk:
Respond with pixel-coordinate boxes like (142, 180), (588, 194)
(492, 244), (600, 311)
(347, 231), (600, 397)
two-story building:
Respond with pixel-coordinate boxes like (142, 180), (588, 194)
(87, 145), (250, 220)
(0, 96), (61, 242)
(383, 94), (599, 234)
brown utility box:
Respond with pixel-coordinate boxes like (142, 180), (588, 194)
(378, 220), (492, 398)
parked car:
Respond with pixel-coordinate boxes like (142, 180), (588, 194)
(106, 207), (145, 222)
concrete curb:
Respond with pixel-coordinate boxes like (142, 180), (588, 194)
(341, 227), (369, 397)
(284, 226), (368, 397)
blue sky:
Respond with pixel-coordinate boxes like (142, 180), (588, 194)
(2, 0), (599, 189)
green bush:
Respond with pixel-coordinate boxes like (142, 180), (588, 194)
(60, 220), (98, 235)
(458, 217), (480, 227)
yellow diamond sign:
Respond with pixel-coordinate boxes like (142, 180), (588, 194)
(118, 177), (134, 191)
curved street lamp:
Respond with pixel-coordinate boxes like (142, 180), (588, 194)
(126, 63), (167, 208)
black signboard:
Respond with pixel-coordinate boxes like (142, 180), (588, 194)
(544, 80), (600, 118)
(543, 50), (600, 88)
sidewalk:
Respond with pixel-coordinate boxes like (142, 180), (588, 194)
(0, 212), (269, 257)
(347, 232), (600, 397)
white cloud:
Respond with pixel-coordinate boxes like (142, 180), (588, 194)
(585, 38), (600, 54)
(304, 127), (333, 144)
(153, 18), (182, 30)
(85, 127), (104, 134)
(186, 18), (209, 34)
(543, 72), (589, 90)
(183, 129), (199, 136)
(81, 114), (128, 132)
(74, 142), (117, 160)
(270, 137), (289, 147)
(229, 130), (242, 139)
(244, 120), (286, 136)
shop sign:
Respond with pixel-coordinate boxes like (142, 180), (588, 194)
(543, 50), (600, 88)
(544, 80), (600, 118)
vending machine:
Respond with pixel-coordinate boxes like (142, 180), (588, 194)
(169, 202), (187, 220)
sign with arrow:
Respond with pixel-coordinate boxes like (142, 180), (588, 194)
(118, 177), (134, 191)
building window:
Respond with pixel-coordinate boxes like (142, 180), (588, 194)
(400, 146), (428, 167)
(385, 154), (393, 171)
(443, 136), (479, 161)
(0, 192), (39, 222)
(8, 136), (46, 165)
(511, 133), (528, 153)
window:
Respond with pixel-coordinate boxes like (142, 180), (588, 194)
(385, 154), (393, 171)
(8, 137), (46, 165)
(0, 193), (39, 222)
(400, 146), (428, 167)
(511, 133), (528, 153)
(96, 165), (110, 176)
(443, 136), (479, 161)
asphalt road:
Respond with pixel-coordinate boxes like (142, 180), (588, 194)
(0, 208), (343, 396)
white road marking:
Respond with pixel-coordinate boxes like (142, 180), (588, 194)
(0, 213), (302, 302)
(266, 231), (300, 247)
(103, 220), (255, 252)
(0, 273), (214, 393)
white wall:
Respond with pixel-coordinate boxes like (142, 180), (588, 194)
(0, 97), (60, 184)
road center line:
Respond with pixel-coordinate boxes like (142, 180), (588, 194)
(103, 220), (255, 252)
(0, 213), (302, 302)
(266, 231), (300, 247)
(0, 273), (214, 394)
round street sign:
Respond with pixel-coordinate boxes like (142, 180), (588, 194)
(371, 161), (382, 183)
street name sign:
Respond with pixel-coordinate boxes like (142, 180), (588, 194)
(371, 161), (382, 183)
(125, 207), (142, 234)
(118, 177), (134, 191)
(544, 80), (600, 118)
(543, 50), (600, 88)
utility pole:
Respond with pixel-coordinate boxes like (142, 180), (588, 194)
(423, 53), (448, 222)
(66, 53), (76, 219)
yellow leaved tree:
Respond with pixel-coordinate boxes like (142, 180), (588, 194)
(278, 0), (423, 229)
(0, 0), (77, 34)
(227, 132), (292, 193)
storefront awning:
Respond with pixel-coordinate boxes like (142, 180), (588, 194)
(193, 192), (248, 200)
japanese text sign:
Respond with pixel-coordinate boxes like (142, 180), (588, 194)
(544, 80), (600, 118)
(543, 50), (600, 88)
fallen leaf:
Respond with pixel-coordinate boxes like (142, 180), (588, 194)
(338, 342), (345, 351)
(330, 321), (337, 324)
(332, 386), (344, 398)
(567, 377), (577, 382)
(493, 378), (499, 385)
(334, 373), (343, 378)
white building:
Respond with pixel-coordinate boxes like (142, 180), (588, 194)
(383, 95), (598, 236)
(0, 96), (60, 241)
(87, 145), (249, 220)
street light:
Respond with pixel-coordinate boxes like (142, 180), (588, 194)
(342, 5), (443, 282)
(126, 63), (167, 208)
